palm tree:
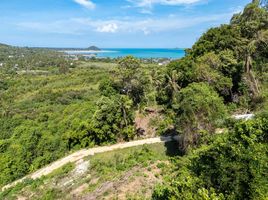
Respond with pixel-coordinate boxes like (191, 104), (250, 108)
(117, 95), (133, 127)
(252, 0), (267, 6)
(242, 30), (268, 97)
(244, 49), (260, 97)
(148, 69), (160, 106)
(165, 70), (181, 102)
(257, 30), (268, 46)
(252, 0), (260, 4)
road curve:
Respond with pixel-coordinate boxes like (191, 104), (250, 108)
(1, 135), (179, 191)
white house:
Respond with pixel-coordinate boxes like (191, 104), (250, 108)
(233, 114), (254, 120)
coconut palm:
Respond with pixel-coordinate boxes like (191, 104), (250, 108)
(165, 70), (181, 102)
(242, 29), (268, 97)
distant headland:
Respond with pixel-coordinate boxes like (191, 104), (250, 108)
(45, 45), (102, 51)
(86, 46), (101, 51)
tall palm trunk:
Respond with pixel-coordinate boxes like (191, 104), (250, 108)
(244, 54), (260, 97)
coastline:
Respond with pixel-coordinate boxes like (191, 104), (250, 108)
(62, 48), (185, 59)
(60, 50), (118, 54)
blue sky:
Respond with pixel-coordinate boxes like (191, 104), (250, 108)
(0, 0), (251, 48)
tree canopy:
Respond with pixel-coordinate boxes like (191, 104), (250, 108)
(173, 82), (227, 151)
(153, 118), (268, 200)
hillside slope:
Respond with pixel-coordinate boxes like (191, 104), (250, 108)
(0, 142), (179, 200)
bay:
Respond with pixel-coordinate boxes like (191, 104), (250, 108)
(64, 48), (185, 59)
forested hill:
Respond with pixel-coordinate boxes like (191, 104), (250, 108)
(153, 1), (268, 199)
(87, 46), (101, 51)
(0, 43), (9, 47)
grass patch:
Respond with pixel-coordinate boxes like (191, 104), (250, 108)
(46, 162), (75, 180)
(83, 142), (178, 194)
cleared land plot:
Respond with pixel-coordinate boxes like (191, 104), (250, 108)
(0, 141), (179, 200)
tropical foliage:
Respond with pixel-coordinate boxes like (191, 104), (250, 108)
(0, 2), (268, 199)
(153, 1), (268, 199)
(153, 118), (268, 200)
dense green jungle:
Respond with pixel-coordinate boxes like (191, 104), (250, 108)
(0, 1), (268, 199)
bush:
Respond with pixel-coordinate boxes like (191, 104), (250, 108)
(153, 117), (268, 200)
(173, 82), (227, 151)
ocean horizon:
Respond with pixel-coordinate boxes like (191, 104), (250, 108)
(64, 48), (185, 59)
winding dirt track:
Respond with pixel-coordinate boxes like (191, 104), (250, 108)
(2, 135), (179, 191)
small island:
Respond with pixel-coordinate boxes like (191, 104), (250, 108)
(87, 46), (101, 51)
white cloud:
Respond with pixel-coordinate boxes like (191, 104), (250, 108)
(96, 23), (118, 33)
(127, 0), (203, 13)
(142, 27), (150, 35)
(17, 11), (234, 36)
(73, 0), (96, 9)
(128, 0), (202, 8)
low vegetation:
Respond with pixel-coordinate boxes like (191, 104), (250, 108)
(0, 142), (178, 200)
(0, 0), (268, 199)
(0, 61), (109, 186)
(153, 118), (268, 200)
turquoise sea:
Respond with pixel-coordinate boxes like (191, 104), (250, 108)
(65, 48), (185, 59)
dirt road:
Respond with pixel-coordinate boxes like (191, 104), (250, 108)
(2, 135), (179, 191)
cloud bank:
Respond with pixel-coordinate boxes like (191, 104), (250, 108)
(96, 23), (118, 33)
(73, 0), (95, 9)
(17, 11), (233, 36)
(130, 0), (202, 7)
(127, 0), (204, 14)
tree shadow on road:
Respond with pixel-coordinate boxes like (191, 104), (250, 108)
(164, 140), (183, 157)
